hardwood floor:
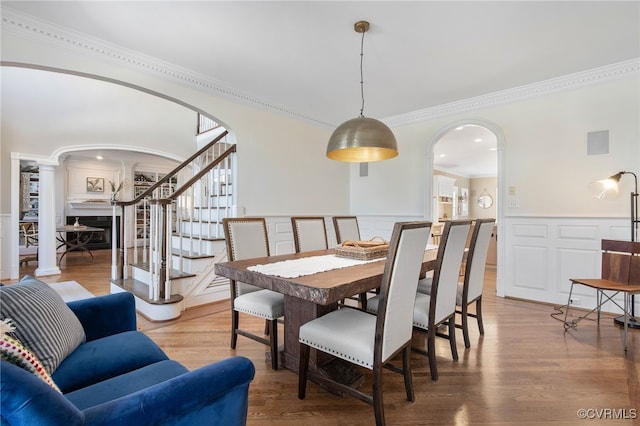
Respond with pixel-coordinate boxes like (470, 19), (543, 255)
(10, 250), (639, 425)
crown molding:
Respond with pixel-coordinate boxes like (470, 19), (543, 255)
(1, 8), (330, 128)
(3, 8), (638, 130)
(383, 58), (640, 127)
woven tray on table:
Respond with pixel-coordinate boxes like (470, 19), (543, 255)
(335, 237), (389, 260)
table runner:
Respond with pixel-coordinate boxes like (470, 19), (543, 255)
(247, 254), (381, 278)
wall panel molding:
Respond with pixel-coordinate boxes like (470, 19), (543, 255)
(504, 216), (637, 315)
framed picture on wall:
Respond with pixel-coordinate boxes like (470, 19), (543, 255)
(86, 177), (104, 193)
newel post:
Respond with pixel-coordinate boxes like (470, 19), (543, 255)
(157, 199), (172, 300)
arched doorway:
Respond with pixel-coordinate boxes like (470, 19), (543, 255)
(425, 118), (506, 297)
(3, 64), (232, 279)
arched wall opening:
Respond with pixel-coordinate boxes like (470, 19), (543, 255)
(424, 118), (506, 297)
(4, 63), (234, 279)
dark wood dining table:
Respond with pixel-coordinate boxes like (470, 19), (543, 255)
(214, 248), (438, 379)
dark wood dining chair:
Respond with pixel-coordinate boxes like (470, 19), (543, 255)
(456, 218), (495, 347)
(222, 217), (285, 369)
(332, 216), (371, 308)
(564, 239), (640, 351)
(298, 221), (432, 426)
(387, 220), (471, 380)
(332, 216), (361, 245)
(291, 216), (328, 253)
(417, 219), (495, 348)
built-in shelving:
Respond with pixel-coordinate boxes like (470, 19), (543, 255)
(133, 171), (178, 240)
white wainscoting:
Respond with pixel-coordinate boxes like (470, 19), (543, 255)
(0, 214), (13, 280)
(263, 215), (638, 316)
(503, 216), (637, 314)
(263, 215), (423, 256)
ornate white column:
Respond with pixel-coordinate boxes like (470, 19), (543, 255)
(35, 163), (61, 276)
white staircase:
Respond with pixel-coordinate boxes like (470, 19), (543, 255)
(110, 129), (236, 321)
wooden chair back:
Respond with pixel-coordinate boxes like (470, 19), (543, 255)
(375, 221), (432, 363)
(429, 220), (471, 325)
(332, 216), (361, 245)
(464, 219), (496, 302)
(601, 239), (640, 285)
(291, 217), (328, 253)
(222, 217), (270, 296)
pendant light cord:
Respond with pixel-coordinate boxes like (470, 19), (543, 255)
(359, 29), (365, 118)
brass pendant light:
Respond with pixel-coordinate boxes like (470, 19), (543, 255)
(326, 21), (398, 162)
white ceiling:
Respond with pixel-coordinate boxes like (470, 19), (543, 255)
(2, 1), (638, 177)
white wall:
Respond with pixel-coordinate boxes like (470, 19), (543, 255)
(0, 30), (350, 279)
(2, 15), (640, 319)
(352, 77), (639, 219)
(0, 31), (350, 220)
(351, 76), (639, 311)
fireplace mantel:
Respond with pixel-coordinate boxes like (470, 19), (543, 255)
(67, 201), (112, 209)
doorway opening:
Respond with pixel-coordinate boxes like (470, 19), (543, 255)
(425, 119), (505, 296)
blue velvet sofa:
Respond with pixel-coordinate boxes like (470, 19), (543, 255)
(1, 290), (255, 425)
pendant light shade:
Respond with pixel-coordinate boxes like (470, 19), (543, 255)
(326, 116), (398, 162)
(326, 20), (398, 163)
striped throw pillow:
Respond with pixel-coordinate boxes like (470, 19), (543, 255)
(0, 277), (85, 374)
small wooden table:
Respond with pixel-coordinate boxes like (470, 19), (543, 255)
(215, 248), (438, 375)
(56, 225), (104, 265)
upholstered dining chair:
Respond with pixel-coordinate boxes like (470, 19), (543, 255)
(371, 220), (470, 381)
(332, 216), (361, 244)
(222, 217), (285, 370)
(414, 220), (470, 380)
(291, 216), (328, 253)
(416, 219), (495, 348)
(298, 221), (431, 426)
(332, 216), (370, 308)
(455, 218), (495, 347)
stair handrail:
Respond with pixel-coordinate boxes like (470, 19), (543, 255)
(169, 144), (236, 200)
(115, 130), (229, 207)
(112, 129), (233, 286)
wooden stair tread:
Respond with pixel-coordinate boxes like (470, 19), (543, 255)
(171, 232), (224, 242)
(111, 278), (183, 305)
(179, 219), (222, 224)
(171, 249), (216, 259)
(129, 262), (197, 279)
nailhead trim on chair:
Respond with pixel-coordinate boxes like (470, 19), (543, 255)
(299, 338), (372, 369)
(234, 307), (283, 320)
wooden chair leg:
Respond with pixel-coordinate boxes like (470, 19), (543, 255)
(269, 319), (278, 370)
(359, 292), (368, 311)
(402, 346), (414, 402)
(427, 328), (438, 381)
(298, 344), (310, 399)
(461, 303), (471, 348)
(476, 297), (485, 335)
(448, 317), (458, 361)
(264, 319), (270, 335)
(231, 310), (239, 349)
(372, 362), (385, 426)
